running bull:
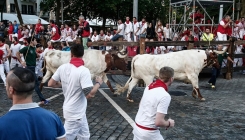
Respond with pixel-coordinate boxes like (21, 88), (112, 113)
(40, 49), (127, 92)
(116, 50), (210, 102)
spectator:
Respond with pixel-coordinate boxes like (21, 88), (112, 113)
(0, 21), (5, 37)
(105, 30), (113, 50)
(8, 22), (14, 41)
(0, 67), (66, 140)
(35, 19), (42, 39)
(48, 44), (103, 140)
(163, 23), (172, 41)
(155, 20), (164, 41)
(124, 16), (133, 42)
(16, 37), (49, 105)
(64, 23), (73, 42)
(133, 17), (140, 42)
(78, 15), (90, 49)
(13, 20), (19, 35)
(98, 30), (106, 50)
(111, 19), (124, 41)
(145, 23), (155, 41)
(133, 66), (175, 140)
(61, 41), (70, 51)
(49, 20), (61, 42)
(139, 18), (147, 38)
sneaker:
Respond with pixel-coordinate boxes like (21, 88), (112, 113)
(44, 100), (49, 105)
(211, 85), (215, 89)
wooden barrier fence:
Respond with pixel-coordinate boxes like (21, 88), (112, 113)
(4, 38), (245, 80)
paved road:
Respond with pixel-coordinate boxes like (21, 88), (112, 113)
(0, 72), (245, 139)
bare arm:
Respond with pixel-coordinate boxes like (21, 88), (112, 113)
(227, 56), (234, 63)
(86, 77), (103, 99)
(155, 112), (175, 128)
(5, 44), (11, 58)
(48, 78), (62, 88)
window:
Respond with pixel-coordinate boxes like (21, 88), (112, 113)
(28, 5), (34, 15)
(10, 4), (15, 13)
(22, 5), (27, 14)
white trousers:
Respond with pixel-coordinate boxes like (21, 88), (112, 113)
(239, 30), (244, 39)
(10, 57), (21, 69)
(35, 59), (43, 77)
(64, 115), (90, 140)
(3, 59), (10, 73)
(125, 33), (132, 42)
(133, 124), (164, 140)
(0, 64), (6, 85)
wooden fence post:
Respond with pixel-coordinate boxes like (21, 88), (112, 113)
(118, 37), (123, 51)
(138, 37), (146, 87)
(140, 37), (146, 54)
(226, 37), (235, 80)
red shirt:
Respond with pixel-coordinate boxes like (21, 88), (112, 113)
(51, 24), (60, 40)
(8, 25), (14, 35)
(35, 23), (42, 34)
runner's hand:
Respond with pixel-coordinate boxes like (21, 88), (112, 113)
(95, 76), (103, 85)
(21, 61), (26, 67)
(168, 118), (175, 127)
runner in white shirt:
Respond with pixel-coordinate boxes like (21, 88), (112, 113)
(133, 67), (175, 140)
(35, 44), (44, 78)
(0, 38), (11, 73)
(89, 27), (93, 39)
(98, 30), (106, 50)
(91, 31), (99, 42)
(133, 17), (140, 42)
(105, 31), (113, 50)
(124, 16), (133, 42)
(10, 37), (21, 69)
(48, 44), (103, 140)
(60, 25), (66, 41)
(72, 25), (78, 41)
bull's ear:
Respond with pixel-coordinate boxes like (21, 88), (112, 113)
(101, 51), (106, 54)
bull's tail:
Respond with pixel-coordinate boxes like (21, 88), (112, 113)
(115, 76), (132, 95)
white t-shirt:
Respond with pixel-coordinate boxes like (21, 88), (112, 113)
(133, 22), (140, 35)
(52, 64), (93, 120)
(135, 86), (171, 128)
(124, 21), (133, 34)
(91, 35), (99, 42)
(139, 22), (147, 34)
(64, 28), (72, 36)
(155, 25), (164, 32)
(219, 20), (225, 26)
(163, 27), (172, 39)
(10, 43), (21, 57)
(105, 35), (113, 41)
(237, 22), (244, 31)
(118, 24), (124, 35)
(0, 44), (8, 57)
(98, 34), (106, 41)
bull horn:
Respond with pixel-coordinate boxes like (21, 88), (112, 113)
(117, 48), (127, 58)
(117, 51), (127, 58)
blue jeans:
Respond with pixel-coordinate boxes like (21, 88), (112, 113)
(27, 66), (46, 101)
(0, 33), (4, 37)
(99, 46), (106, 51)
(111, 34), (123, 41)
(208, 67), (221, 86)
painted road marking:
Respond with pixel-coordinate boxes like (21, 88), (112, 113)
(98, 89), (135, 127)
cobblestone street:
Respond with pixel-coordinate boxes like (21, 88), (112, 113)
(0, 72), (245, 139)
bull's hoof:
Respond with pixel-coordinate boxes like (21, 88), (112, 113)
(200, 98), (206, 101)
(192, 92), (197, 99)
(127, 96), (134, 102)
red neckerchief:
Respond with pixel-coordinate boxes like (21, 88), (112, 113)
(100, 34), (104, 36)
(134, 21), (137, 24)
(61, 28), (64, 31)
(66, 27), (69, 31)
(36, 50), (43, 53)
(94, 35), (97, 37)
(126, 21), (130, 24)
(0, 43), (4, 47)
(48, 46), (53, 49)
(70, 57), (84, 67)
(14, 42), (18, 45)
(148, 79), (168, 91)
(142, 21), (145, 26)
(24, 42), (28, 46)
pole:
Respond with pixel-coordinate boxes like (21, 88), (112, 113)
(184, 5), (186, 25)
(232, 0), (235, 36)
(133, 0), (138, 19)
(61, 0), (63, 24)
(219, 4), (223, 22)
(192, 0), (195, 35)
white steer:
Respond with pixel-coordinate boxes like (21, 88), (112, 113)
(40, 49), (127, 92)
(116, 50), (208, 102)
